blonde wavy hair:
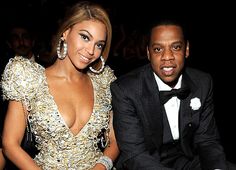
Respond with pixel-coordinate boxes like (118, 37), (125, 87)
(52, 1), (112, 68)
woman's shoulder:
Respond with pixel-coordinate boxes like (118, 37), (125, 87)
(2, 56), (44, 77)
(89, 65), (116, 84)
(1, 56), (45, 104)
(103, 65), (116, 80)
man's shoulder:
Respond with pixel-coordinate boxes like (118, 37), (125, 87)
(184, 67), (213, 88)
(112, 64), (150, 85)
(185, 67), (212, 80)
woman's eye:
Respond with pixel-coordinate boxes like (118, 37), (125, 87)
(96, 43), (104, 49)
(80, 34), (89, 41)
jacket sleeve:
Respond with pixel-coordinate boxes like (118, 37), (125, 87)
(193, 74), (227, 170)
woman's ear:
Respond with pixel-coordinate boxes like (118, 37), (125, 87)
(62, 28), (71, 41)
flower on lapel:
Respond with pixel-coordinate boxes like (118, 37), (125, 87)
(190, 97), (201, 110)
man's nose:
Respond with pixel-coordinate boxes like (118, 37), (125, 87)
(161, 49), (174, 60)
(18, 37), (25, 45)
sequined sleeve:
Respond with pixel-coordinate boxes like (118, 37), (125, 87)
(101, 66), (117, 85)
(1, 56), (44, 110)
(98, 66), (116, 114)
(88, 65), (116, 112)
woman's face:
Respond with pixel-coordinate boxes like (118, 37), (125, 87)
(63, 20), (107, 70)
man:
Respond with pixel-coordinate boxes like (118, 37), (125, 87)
(111, 19), (234, 169)
(6, 23), (37, 62)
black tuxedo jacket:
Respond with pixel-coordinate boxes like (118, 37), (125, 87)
(111, 64), (227, 170)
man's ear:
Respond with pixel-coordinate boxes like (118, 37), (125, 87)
(6, 40), (12, 49)
(147, 46), (150, 60)
(185, 41), (190, 59)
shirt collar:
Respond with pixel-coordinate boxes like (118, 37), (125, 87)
(153, 72), (182, 91)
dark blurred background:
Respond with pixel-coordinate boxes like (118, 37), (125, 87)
(0, 0), (235, 164)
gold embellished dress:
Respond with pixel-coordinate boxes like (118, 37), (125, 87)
(1, 56), (116, 170)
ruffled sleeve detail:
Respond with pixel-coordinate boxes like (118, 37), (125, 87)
(89, 65), (116, 91)
(88, 66), (116, 112)
(1, 56), (44, 111)
(99, 66), (117, 86)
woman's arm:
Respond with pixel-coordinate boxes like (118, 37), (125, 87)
(2, 101), (41, 170)
(103, 111), (119, 161)
(93, 111), (119, 170)
(0, 148), (5, 170)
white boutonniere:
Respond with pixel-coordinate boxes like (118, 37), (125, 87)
(190, 97), (201, 110)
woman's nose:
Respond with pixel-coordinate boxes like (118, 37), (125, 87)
(85, 44), (95, 55)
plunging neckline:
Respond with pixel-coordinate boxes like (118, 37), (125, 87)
(43, 69), (96, 137)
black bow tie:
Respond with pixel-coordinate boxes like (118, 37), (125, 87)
(159, 87), (190, 105)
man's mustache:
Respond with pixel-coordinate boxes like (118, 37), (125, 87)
(17, 45), (29, 50)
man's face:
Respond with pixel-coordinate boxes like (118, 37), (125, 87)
(147, 25), (189, 87)
(8, 27), (34, 57)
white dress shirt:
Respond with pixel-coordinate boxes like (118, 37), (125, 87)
(154, 73), (183, 140)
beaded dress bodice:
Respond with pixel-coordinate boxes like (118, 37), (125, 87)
(1, 56), (116, 170)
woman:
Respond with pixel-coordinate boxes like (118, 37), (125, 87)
(0, 148), (5, 170)
(1, 1), (119, 169)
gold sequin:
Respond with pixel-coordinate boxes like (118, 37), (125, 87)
(1, 56), (116, 169)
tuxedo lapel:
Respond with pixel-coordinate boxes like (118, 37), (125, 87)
(140, 65), (163, 148)
(179, 71), (198, 139)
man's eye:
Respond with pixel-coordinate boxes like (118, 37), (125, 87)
(154, 47), (162, 53)
(10, 35), (19, 41)
(172, 45), (182, 50)
(22, 33), (31, 40)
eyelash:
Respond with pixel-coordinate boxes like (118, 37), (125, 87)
(154, 48), (162, 53)
(80, 33), (89, 41)
(153, 45), (182, 53)
(96, 44), (104, 49)
(79, 33), (104, 50)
